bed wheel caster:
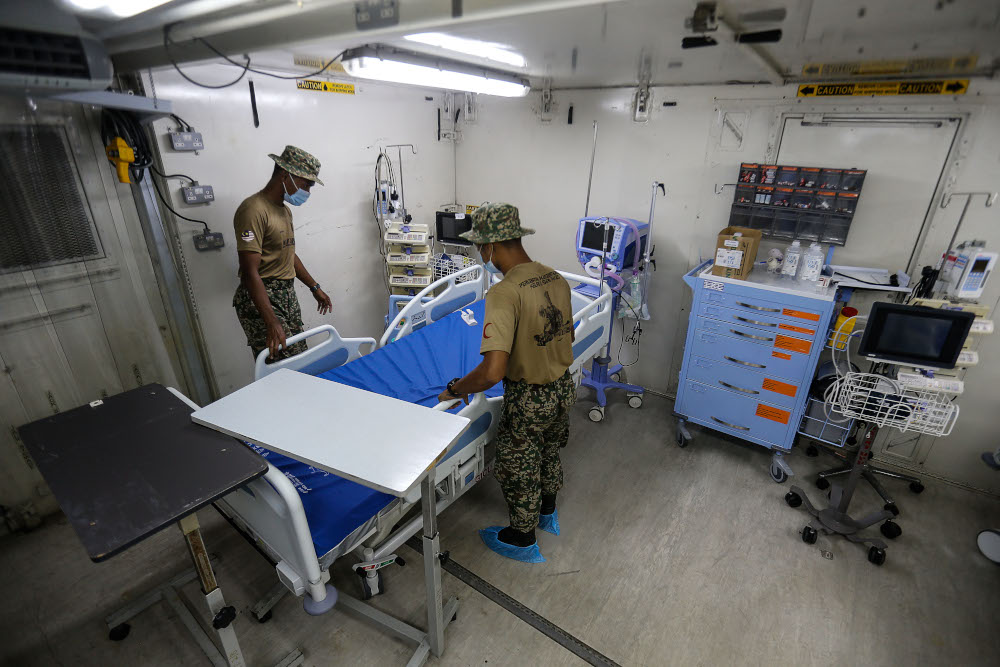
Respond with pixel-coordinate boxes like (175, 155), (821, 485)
(360, 571), (385, 600)
(627, 394), (643, 409)
(785, 491), (802, 508)
(815, 477), (830, 490)
(395, 556), (405, 567)
(801, 526), (818, 544)
(108, 623), (130, 642)
(909, 481), (925, 494)
(868, 546), (887, 566)
(256, 610), (273, 624)
(880, 520), (902, 540)
(588, 406), (605, 422)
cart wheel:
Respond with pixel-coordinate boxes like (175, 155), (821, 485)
(628, 394), (643, 409)
(909, 481), (925, 494)
(884, 502), (900, 517)
(769, 461), (788, 484)
(880, 520), (902, 540)
(588, 406), (605, 422)
(360, 572), (385, 600)
(815, 477), (830, 490)
(801, 526), (818, 544)
(805, 444), (819, 457)
(256, 610), (273, 624)
(610, 372), (622, 383)
(784, 491), (802, 508)
(676, 430), (689, 447)
(868, 546), (887, 566)
(108, 623), (131, 642)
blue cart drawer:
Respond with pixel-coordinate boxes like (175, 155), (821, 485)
(699, 302), (821, 340)
(691, 328), (814, 379)
(700, 288), (825, 327)
(685, 355), (801, 409)
(680, 380), (793, 447)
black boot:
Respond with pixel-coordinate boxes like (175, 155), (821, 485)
(540, 493), (557, 516)
(497, 526), (537, 547)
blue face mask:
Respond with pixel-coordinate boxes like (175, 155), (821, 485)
(282, 173), (310, 206)
(481, 244), (502, 275)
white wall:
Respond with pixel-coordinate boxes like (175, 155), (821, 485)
(456, 81), (1000, 493)
(148, 65), (457, 395)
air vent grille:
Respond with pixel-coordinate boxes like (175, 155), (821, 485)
(0, 28), (90, 79)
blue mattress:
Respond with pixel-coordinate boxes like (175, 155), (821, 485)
(254, 300), (501, 557)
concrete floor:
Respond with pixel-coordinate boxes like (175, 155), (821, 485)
(2, 394), (999, 666)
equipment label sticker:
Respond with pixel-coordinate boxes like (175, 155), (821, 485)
(772, 351), (792, 360)
(782, 308), (820, 322)
(762, 378), (797, 398)
(296, 79), (356, 95)
(778, 323), (816, 336)
(755, 404), (790, 424)
(774, 335), (812, 355)
(704, 280), (724, 292)
(715, 248), (744, 269)
(797, 79), (968, 97)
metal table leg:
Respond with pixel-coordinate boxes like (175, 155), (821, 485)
(420, 473), (445, 657)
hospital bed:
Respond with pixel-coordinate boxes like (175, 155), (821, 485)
(214, 264), (612, 622)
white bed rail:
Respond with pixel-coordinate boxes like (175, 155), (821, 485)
(255, 325), (376, 380)
(557, 270), (613, 373)
(380, 264), (485, 347)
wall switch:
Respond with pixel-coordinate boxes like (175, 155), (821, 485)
(193, 231), (225, 251)
(170, 131), (204, 151)
(182, 184), (215, 204)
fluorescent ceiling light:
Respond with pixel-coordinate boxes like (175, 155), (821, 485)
(67, 0), (172, 17)
(342, 46), (529, 97)
(404, 32), (526, 68)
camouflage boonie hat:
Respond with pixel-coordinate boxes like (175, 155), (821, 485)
(268, 145), (324, 185)
(460, 202), (535, 244)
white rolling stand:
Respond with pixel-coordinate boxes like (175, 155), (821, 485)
(191, 369), (470, 666)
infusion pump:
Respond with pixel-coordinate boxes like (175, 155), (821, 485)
(938, 241), (997, 300)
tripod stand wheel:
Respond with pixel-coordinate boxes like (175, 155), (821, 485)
(909, 481), (925, 494)
(867, 546), (887, 566)
(880, 520), (902, 540)
(801, 526), (818, 544)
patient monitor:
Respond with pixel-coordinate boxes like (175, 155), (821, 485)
(576, 216), (649, 274)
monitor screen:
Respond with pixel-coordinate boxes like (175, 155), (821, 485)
(972, 257), (990, 273)
(436, 211), (472, 246)
(857, 302), (975, 369)
(580, 220), (614, 252)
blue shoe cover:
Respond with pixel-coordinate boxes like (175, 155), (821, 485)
(538, 508), (560, 536)
(479, 526), (545, 563)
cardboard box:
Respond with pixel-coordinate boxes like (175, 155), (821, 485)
(712, 226), (761, 280)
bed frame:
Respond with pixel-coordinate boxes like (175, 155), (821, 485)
(215, 264), (612, 621)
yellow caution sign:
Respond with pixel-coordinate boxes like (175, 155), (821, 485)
(293, 55), (346, 73)
(797, 80), (968, 98)
(465, 204), (478, 214)
(295, 79), (355, 95)
(802, 55), (977, 77)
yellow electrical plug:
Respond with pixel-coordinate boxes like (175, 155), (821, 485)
(105, 137), (135, 183)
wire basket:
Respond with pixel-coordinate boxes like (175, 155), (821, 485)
(430, 253), (478, 283)
(828, 372), (959, 437)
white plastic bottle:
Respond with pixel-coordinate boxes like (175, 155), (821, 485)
(781, 240), (802, 279)
(801, 242), (825, 282)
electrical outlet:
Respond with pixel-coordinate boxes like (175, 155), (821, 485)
(193, 231), (225, 251)
(182, 184), (215, 204)
(170, 131), (204, 151)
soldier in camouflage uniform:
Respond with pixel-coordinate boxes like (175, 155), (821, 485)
(437, 203), (576, 563)
(233, 145), (333, 363)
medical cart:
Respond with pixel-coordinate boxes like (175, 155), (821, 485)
(674, 260), (838, 482)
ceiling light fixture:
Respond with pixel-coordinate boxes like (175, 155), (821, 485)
(341, 45), (530, 97)
(66, 0), (172, 17)
(403, 32), (526, 68)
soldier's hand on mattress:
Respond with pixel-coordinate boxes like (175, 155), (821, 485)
(266, 321), (287, 360)
(437, 389), (469, 406)
(313, 288), (333, 315)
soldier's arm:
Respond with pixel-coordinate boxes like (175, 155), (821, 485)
(439, 351), (509, 404)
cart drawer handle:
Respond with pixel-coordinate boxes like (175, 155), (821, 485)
(712, 416), (751, 431)
(724, 355), (766, 368)
(734, 315), (777, 327)
(729, 329), (774, 342)
(719, 380), (760, 395)
(736, 301), (781, 313)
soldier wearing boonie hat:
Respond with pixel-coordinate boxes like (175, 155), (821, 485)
(233, 145), (333, 364)
(437, 202), (577, 563)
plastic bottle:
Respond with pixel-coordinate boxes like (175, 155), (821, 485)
(800, 242), (825, 282)
(780, 240), (802, 279)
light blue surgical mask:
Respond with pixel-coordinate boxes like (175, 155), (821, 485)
(481, 244), (502, 276)
(282, 173), (310, 206)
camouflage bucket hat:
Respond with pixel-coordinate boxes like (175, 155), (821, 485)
(268, 145), (324, 185)
(460, 202), (535, 244)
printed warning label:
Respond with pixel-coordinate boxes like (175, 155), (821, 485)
(778, 323), (816, 336)
(772, 351), (792, 360)
(782, 308), (820, 322)
(797, 80), (968, 97)
(801, 56), (977, 78)
(296, 79), (356, 94)
(774, 335), (812, 355)
(755, 403), (790, 425)
(762, 378), (798, 398)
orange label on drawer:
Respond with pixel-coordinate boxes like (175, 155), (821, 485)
(779, 323), (816, 336)
(782, 308), (820, 322)
(755, 403), (790, 424)
(774, 335), (813, 355)
(762, 378), (798, 397)
(772, 351), (792, 360)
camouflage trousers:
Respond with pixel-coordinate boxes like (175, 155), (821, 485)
(495, 371), (577, 532)
(233, 278), (307, 363)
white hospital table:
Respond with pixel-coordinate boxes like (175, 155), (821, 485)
(192, 369), (471, 666)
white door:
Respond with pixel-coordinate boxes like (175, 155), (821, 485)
(0, 98), (178, 517)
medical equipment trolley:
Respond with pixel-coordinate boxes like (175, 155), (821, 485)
(674, 260), (837, 481)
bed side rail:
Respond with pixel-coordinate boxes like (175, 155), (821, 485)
(255, 324), (376, 380)
(380, 264), (485, 347)
(558, 270), (613, 372)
